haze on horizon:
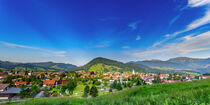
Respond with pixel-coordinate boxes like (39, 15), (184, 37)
(0, 0), (210, 66)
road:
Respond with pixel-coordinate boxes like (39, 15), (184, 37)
(35, 91), (44, 98)
(0, 100), (25, 104)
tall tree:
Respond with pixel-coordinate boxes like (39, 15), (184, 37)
(90, 86), (98, 97)
(66, 79), (77, 95)
(153, 76), (162, 84)
(110, 80), (117, 89)
(83, 85), (90, 97)
(168, 73), (173, 80)
(116, 82), (122, 91)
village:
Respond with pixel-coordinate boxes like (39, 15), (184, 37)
(0, 70), (209, 100)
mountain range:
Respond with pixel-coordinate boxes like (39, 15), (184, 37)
(0, 61), (77, 71)
(129, 57), (210, 73)
(0, 57), (210, 73)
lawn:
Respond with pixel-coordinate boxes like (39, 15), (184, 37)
(6, 78), (210, 105)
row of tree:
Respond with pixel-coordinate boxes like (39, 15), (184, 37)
(83, 85), (98, 97)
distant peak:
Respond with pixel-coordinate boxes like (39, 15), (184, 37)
(143, 59), (162, 62)
(168, 57), (191, 61)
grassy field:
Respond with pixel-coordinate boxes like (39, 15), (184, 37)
(6, 78), (210, 105)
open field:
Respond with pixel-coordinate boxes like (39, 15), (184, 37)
(5, 78), (210, 105)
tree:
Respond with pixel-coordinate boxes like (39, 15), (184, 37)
(94, 81), (101, 85)
(168, 73), (173, 80)
(195, 76), (200, 79)
(19, 85), (39, 98)
(136, 78), (144, 86)
(41, 73), (45, 79)
(3, 75), (14, 85)
(31, 84), (40, 96)
(127, 81), (133, 88)
(19, 85), (30, 98)
(122, 82), (127, 88)
(83, 85), (90, 97)
(174, 73), (178, 79)
(25, 70), (29, 75)
(153, 76), (161, 84)
(103, 81), (108, 86)
(110, 80), (117, 89)
(61, 85), (67, 94)
(116, 82), (122, 91)
(90, 86), (98, 97)
(66, 79), (77, 95)
(109, 88), (112, 92)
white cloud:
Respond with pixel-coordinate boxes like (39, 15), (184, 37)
(186, 9), (210, 31)
(153, 0), (210, 47)
(0, 41), (40, 50)
(92, 41), (110, 48)
(131, 31), (210, 58)
(94, 45), (109, 48)
(136, 35), (141, 40)
(0, 41), (67, 57)
(188, 0), (210, 7)
(128, 20), (141, 30)
(122, 46), (130, 49)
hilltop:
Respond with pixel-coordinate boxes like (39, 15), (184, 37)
(79, 57), (148, 73)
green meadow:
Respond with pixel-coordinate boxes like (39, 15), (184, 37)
(6, 78), (210, 105)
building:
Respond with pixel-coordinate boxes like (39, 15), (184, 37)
(43, 80), (56, 87)
(43, 77), (60, 87)
(132, 69), (135, 75)
(15, 82), (27, 87)
(0, 88), (21, 99)
(0, 84), (10, 93)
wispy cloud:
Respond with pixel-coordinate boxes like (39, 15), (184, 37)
(169, 14), (181, 28)
(0, 41), (67, 57)
(130, 31), (210, 58)
(128, 20), (141, 30)
(0, 41), (40, 50)
(136, 35), (141, 40)
(187, 0), (210, 7)
(99, 17), (119, 21)
(122, 46), (130, 49)
(92, 41), (111, 48)
(152, 0), (210, 47)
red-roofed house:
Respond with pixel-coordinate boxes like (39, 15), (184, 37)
(43, 80), (56, 86)
(15, 82), (27, 87)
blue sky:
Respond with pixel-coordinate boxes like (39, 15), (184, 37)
(0, 0), (210, 66)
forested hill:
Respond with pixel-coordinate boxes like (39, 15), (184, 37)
(0, 60), (77, 71)
(129, 57), (210, 73)
(79, 57), (148, 73)
(168, 57), (210, 69)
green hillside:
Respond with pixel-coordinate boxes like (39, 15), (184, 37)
(0, 60), (77, 71)
(80, 57), (148, 73)
(7, 78), (210, 105)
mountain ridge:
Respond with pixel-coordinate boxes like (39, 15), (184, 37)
(0, 60), (77, 71)
(129, 57), (210, 73)
(79, 57), (148, 72)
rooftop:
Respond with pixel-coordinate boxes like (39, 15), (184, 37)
(2, 88), (21, 94)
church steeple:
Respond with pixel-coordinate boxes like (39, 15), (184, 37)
(132, 69), (135, 74)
